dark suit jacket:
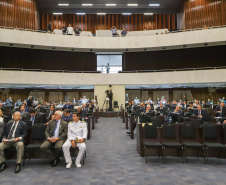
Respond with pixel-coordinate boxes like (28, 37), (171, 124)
(61, 113), (73, 123)
(45, 120), (68, 140)
(63, 104), (73, 110)
(2, 120), (27, 142)
(0, 122), (4, 139)
(22, 112), (44, 124)
(194, 109), (206, 116)
(45, 110), (55, 121)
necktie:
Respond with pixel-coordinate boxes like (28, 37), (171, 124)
(8, 122), (16, 139)
(53, 121), (59, 137)
(199, 110), (201, 116)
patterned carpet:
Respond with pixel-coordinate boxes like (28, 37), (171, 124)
(0, 117), (226, 185)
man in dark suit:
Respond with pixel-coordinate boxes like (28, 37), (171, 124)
(194, 105), (206, 118)
(40, 111), (68, 167)
(216, 102), (225, 117)
(45, 105), (55, 122)
(81, 104), (88, 119)
(63, 101), (73, 110)
(155, 102), (167, 116)
(23, 108), (44, 125)
(61, 109), (73, 123)
(0, 111), (27, 173)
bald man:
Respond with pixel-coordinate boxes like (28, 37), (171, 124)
(0, 111), (27, 173)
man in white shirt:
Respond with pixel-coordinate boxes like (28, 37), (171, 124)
(62, 113), (87, 168)
(67, 24), (74, 35)
(82, 96), (88, 105)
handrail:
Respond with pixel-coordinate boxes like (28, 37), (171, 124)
(1, 66), (226, 74)
(1, 25), (226, 36)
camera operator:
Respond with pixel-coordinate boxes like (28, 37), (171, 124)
(107, 89), (113, 110)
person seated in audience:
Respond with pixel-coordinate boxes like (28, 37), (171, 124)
(216, 102), (225, 117)
(111, 26), (118, 37)
(46, 105), (55, 122)
(88, 102), (94, 112)
(145, 105), (153, 114)
(22, 108), (43, 125)
(0, 111), (27, 173)
(67, 24), (74, 35)
(134, 97), (140, 105)
(181, 101), (187, 109)
(92, 95), (98, 109)
(74, 25), (82, 36)
(81, 96), (88, 105)
(21, 103), (29, 112)
(194, 104), (206, 118)
(0, 109), (3, 122)
(40, 111), (68, 167)
(155, 102), (167, 115)
(46, 114), (54, 125)
(63, 101), (72, 110)
(62, 109), (73, 123)
(193, 100), (199, 108)
(14, 99), (22, 107)
(72, 98), (77, 106)
(121, 28), (127, 37)
(170, 100), (177, 108)
(27, 96), (33, 107)
(6, 97), (13, 106)
(187, 102), (194, 110)
(62, 113), (87, 168)
(60, 24), (67, 35)
(20, 105), (28, 118)
(139, 103), (145, 112)
(174, 105), (182, 115)
(78, 98), (82, 106)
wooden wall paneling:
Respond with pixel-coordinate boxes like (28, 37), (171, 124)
(135, 14), (137, 31)
(158, 14), (161, 29)
(167, 14), (170, 30)
(116, 14), (118, 29)
(112, 14), (114, 27)
(85, 14), (87, 31)
(172, 14), (175, 30)
(88, 14), (91, 31)
(163, 14), (166, 28)
(138, 14), (142, 30)
(104, 15), (106, 30)
(51, 14), (54, 30)
(108, 14), (111, 30)
(127, 15), (130, 31)
(81, 15), (84, 30)
(131, 15), (133, 31)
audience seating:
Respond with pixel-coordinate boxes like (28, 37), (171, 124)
(202, 123), (226, 164)
(181, 123), (203, 163)
(143, 123), (162, 164)
(162, 123), (182, 163)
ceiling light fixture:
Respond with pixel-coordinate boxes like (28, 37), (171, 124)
(97, 13), (106, 15)
(76, 13), (86, 15)
(106, 4), (116, 6)
(58, 4), (69, 6)
(144, 13), (153, 15)
(122, 13), (131, 15)
(53, 13), (62, 15)
(149, 4), (160, 6)
(82, 4), (93, 6)
(127, 4), (138, 6)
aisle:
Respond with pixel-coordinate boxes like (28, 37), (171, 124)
(1, 117), (226, 185)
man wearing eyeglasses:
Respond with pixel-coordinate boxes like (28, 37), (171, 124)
(40, 111), (68, 167)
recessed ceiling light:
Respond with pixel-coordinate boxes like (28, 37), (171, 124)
(127, 4), (138, 6)
(144, 13), (153, 15)
(122, 13), (131, 15)
(97, 13), (106, 15)
(82, 4), (93, 6)
(106, 4), (116, 6)
(53, 13), (62, 15)
(58, 4), (69, 6)
(76, 13), (86, 15)
(149, 4), (160, 6)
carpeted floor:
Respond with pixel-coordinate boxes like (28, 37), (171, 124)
(0, 117), (226, 185)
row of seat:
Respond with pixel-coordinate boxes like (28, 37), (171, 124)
(143, 122), (226, 164)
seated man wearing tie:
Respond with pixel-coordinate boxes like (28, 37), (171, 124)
(20, 105), (28, 119)
(216, 102), (225, 117)
(62, 113), (87, 168)
(23, 108), (43, 125)
(40, 111), (68, 167)
(0, 111), (27, 173)
(46, 105), (55, 122)
(194, 105), (206, 118)
(63, 101), (73, 110)
(155, 102), (167, 116)
(61, 109), (73, 123)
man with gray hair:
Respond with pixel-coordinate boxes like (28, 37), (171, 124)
(0, 111), (27, 173)
(40, 111), (68, 167)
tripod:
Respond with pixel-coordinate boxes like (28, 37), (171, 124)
(102, 96), (109, 112)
